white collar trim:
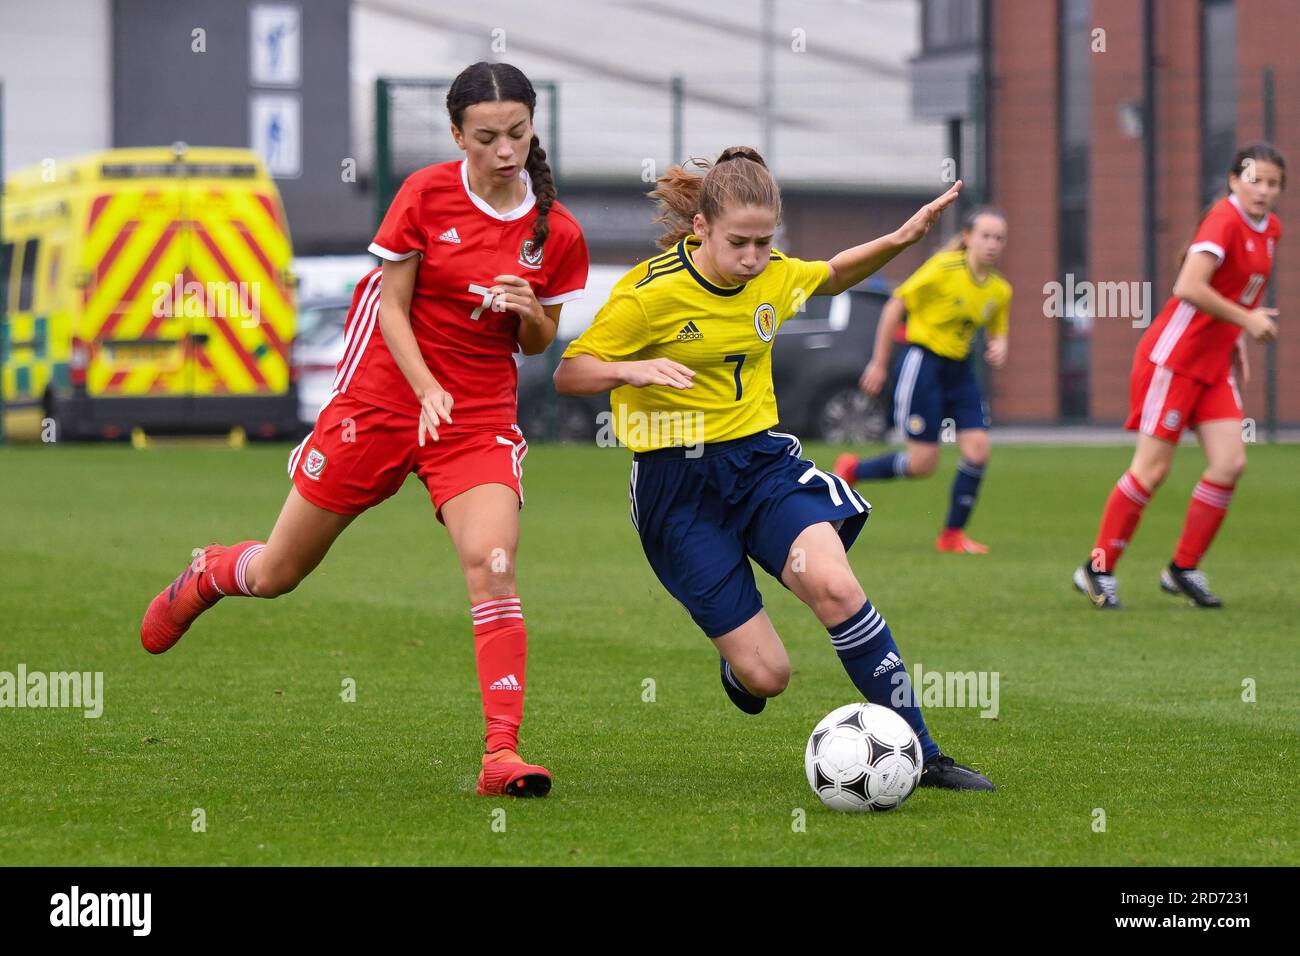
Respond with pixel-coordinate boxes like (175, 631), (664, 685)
(1228, 193), (1269, 233)
(460, 160), (536, 221)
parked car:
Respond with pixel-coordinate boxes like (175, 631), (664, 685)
(769, 277), (895, 442)
(292, 296), (351, 430)
(516, 265), (627, 441)
(518, 275), (898, 444)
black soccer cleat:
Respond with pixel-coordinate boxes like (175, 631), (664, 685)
(720, 657), (765, 715)
(919, 755), (996, 791)
(1073, 563), (1120, 609)
(1160, 564), (1223, 608)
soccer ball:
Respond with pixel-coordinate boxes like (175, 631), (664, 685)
(804, 702), (923, 812)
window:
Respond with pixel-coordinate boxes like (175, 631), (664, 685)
(0, 242), (13, 313)
(18, 238), (39, 313)
(295, 305), (349, 346)
(1200, 0), (1237, 207)
(1058, 0), (1092, 421)
(777, 295), (833, 328)
(922, 0), (982, 53)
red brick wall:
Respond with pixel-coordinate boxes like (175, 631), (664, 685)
(1154, 0), (1202, 308)
(989, 0), (1060, 422)
(1088, 0), (1147, 422)
(1235, 0), (1300, 425)
(989, 0), (1298, 425)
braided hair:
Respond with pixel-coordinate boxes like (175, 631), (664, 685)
(446, 61), (556, 250)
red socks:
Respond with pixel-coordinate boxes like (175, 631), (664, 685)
(1094, 472), (1236, 573)
(1174, 479), (1235, 569)
(1093, 472), (1151, 572)
(201, 541), (267, 599)
(471, 597), (527, 754)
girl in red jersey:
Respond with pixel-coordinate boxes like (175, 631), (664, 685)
(1075, 143), (1283, 609)
(140, 62), (590, 797)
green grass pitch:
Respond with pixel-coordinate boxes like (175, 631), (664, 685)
(1, 440), (1296, 865)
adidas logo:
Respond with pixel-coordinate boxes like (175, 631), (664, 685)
(438, 227), (462, 244)
(873, 652), (903, 678)
(676, 320), (704, 341)
(489, 674), (522, 692)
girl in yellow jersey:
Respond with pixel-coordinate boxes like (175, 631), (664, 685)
(554, 148), (993, 792)
(835, 208), (1011, 553)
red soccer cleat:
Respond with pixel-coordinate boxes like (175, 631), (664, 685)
(476, 750), (552, 797)
(833, 453), (859, 486)
(936, 529), (989, 554)
(140, 545), (226, 654)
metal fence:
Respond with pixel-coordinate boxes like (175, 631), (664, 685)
(373, 77), (559, 227)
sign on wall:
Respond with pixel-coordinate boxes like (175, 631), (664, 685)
(250, 4), (302, 178)
(250, 93), (302, 178)
(250, 4), (301, 87)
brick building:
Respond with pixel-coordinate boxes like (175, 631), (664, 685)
(914, 0), (1299, 427)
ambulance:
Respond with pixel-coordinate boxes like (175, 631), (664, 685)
(1, 145), (298, 441)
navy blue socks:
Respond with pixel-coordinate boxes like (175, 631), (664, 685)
(827, 600), (940, 760)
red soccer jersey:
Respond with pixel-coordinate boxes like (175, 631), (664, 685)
(337, 159), (589, 423)
(1139, 194), (1281, 384)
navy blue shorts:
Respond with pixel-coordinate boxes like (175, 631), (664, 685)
(629, 429), (871, 638)
(892, 344), (989, 442)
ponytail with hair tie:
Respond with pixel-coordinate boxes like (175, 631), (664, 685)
(647, 145), (782, 250)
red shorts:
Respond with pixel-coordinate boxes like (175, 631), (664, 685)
(1125, 358), (1242, 443)
(287, 392), (528, 519)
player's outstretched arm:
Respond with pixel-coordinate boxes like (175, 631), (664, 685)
(554, 354), (694, 395)
(815, 181), (963, 296)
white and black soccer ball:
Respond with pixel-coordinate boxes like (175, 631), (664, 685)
(804, 703), (923, 812)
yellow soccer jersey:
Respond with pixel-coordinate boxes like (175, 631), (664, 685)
(894, 250), (1012, 360)
(563, 235), (830, 452)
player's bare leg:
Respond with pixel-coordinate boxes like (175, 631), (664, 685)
(245, 489), (357, 596)
(835, 437), (937, 486)
(783, 522), (993, 791)
(712, 611), (791, 714)
(442, 482), (551, 797)
(141, 488), (355, 653)
(1128, 431), (1176, 492)
(904, 440), (940, 478)
(781, 522), (868, 628)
